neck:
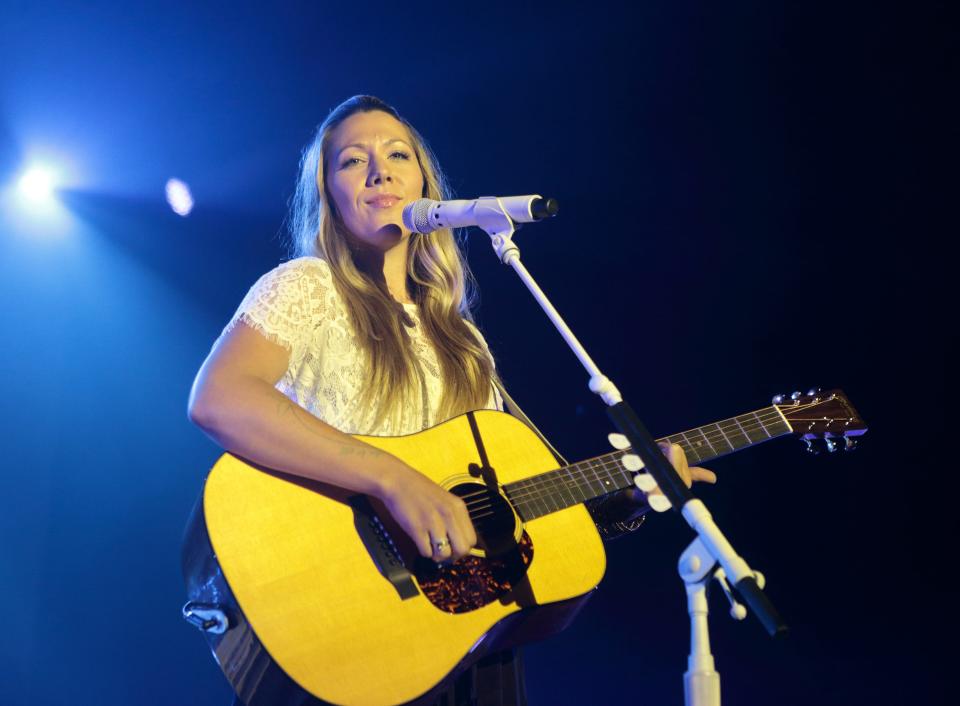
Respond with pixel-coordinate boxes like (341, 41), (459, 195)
(382, 240), (411, 302)
(353, 236), (412, 303)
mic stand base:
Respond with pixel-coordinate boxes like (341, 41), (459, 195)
(684, 578), (721, 706)
(680, 538), (725, 706)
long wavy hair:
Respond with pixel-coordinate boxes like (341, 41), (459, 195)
(287, 95), (496, 429)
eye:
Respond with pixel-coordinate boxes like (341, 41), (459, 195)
(389, 150), (411, 160)
(339, 156), (363, 169)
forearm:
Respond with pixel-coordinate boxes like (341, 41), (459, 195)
(188, 375), (406, 499)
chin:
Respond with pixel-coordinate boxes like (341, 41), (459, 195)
(353, 223), (405, 251)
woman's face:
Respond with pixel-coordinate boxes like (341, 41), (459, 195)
(324, 110), (425, 252)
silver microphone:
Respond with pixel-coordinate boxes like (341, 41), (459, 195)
(402, 195), (559, 234)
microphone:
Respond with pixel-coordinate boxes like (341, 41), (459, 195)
(402, 195), (559, 234)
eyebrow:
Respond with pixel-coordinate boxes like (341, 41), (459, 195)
(336, 138), (412, 159)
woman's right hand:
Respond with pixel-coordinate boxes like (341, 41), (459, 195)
(377, 463), (478, 563)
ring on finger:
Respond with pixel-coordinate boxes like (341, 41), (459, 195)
(432, 536), (450, 553)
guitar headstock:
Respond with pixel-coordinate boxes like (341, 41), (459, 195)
(773, 388), (867, 453)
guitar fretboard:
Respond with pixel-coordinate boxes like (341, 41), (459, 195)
(503, 406), (792, 521)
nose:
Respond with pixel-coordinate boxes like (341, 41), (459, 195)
(367, 155), (393, 186)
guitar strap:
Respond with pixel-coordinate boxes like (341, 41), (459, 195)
(493, 379), (569, 466)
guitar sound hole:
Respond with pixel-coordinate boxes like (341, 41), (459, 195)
(415, 482), (533, 614)
(452, 482), (517, 556)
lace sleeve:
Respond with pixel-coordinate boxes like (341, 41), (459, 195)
(224, 257), (333, 361)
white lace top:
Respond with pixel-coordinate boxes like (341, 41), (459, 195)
(222, 257), (502, 436)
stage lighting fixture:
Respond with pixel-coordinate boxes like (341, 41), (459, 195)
(17, 166), (57, 203)
(165, 178), (194, 216)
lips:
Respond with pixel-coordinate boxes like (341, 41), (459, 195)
(366, 194), (402, 208)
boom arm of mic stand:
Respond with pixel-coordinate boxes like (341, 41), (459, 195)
(476, 204), (787, 638)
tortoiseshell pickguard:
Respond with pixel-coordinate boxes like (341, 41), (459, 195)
(415, 533), (534, 613)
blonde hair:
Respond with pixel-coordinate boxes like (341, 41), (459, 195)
(287, 95), (496, 429)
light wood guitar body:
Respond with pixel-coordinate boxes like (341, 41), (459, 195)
(184, 410), (605, 706)
(181, 392), (865, 705)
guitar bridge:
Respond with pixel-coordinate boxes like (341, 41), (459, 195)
(349, 496), (420, 600)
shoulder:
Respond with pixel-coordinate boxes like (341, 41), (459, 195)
(257, 256), (332, 285)
(245, 257), (335, 302)
(235, 256), (341, 327)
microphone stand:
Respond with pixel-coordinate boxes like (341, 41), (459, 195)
(471, 198), (788, 706)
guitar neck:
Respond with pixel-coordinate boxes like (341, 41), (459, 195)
(504, 405), (793, 521)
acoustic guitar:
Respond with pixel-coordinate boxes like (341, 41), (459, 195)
(182, 389), (865, 706)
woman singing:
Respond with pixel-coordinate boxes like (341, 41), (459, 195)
(188, 95), (714, 706)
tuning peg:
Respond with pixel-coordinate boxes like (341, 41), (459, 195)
(807, 387), (822, 397)
(791, 391), (802, 401)
(772, 394), (785, 405)
(845, 437), (859, 451)
(802, 438), (820, 455)
(825, 438), (839, 453)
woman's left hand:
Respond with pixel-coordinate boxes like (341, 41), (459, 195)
(658, 441), (717, 488)
(610, 435), (716, 512)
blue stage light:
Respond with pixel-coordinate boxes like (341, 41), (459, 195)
(165, 178), (194, 216)
(17, 165), (58, 203)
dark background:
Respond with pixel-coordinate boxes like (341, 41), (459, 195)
(0, 1), (950, 704)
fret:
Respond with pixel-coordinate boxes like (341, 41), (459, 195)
(584, 457), (609, 498)
(570, 459), (595, 499)
(696, 427), (720, 457)
(751, 411), (773, 439)
(525, 480), (550, 520)
(528, 475), (553, 515)
(726, 416), (753, 448)
(761, 406), (791, 437)
(553, 468), (576, 495)
(666, 434), (703, 463)
(664, 434), (685, 456)
(568, 463), (594, 502)
(739, 412), (769, 443)
(510, 480), (537, 521)
(599, 458), (625, 494)
(534, 489), (553, 518)
(542, 479), (562, 513)
(570, 471), (592, 502)
(681, 431), (709, 462)
(565, 461), (589, 500)
(552, 468), (581, 508)
(558, 462), (583, 502)
(709, 422), (736, 454)
(593, 458), (621, 497)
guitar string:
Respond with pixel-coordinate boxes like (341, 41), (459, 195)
(467, 439), (759, 521)
(466, 455), (634, 521)
(462, 408), (791, 512)
(460, 407), (792, 510)
(493, 396), (842, 504)
(458, 400), (835, 515)
(465, 425), (784, 522)
(465, 402), (850, 521)
(461, 403), (833, 519)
